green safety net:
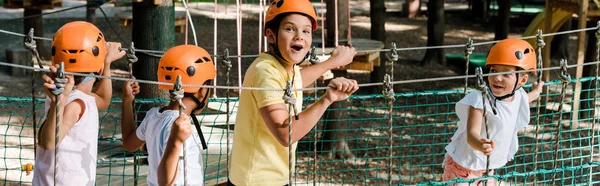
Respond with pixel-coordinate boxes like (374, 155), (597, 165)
(1, 76), (599, 185)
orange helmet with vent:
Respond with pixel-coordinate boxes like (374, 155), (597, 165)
(52, 21), (107, 73)
(486, 38), (537, 74)
(264, 0), (318, 35)
(158, 45), (216, 93)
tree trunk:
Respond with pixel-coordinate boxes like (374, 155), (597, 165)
(326, 0), (349, 47)
(580, 23), (597, 120)
(421, 0), (445, 65)
(370, 0), (386, 93)
(494, 0), (511, 40)
(132, 0), (174, 99)
(24, 8), (48, 59)
(471, 0), (488, 23)
(86, 0), (97, 23)
(551, 19), (572, 60)
(319, 71), (355, 160)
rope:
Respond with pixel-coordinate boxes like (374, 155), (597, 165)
(551, 59), (572, 185)
(309, 46), (320, 186)
(52, 62), (68, 186)
(383, 74), (395, 184)
(221, 49), (232, 176)
(181, 0), (198, 46)
(170, 76), (188, 186)
(236, 0), (242, 88)
(213, 0), (218, 97)
(347, 0), (351, 47)
(335, 0), (338, 46)
(0, 23), (597, 58)
(23, 28), (43, 161)
(589, 20), (600, 184)
(475, 67), (492, 179)
(283, 80), (298, 186)
(2, 60), (600, 92)
(384, 43), (397, 184)
(532, 29), (545, 185)
(463, 38), (474, 96)
(126, 42), (139, 186)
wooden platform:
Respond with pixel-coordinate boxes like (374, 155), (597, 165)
(116, 10), (188, 33)
(308, 38), (385, 72)
(3, 0), (62, 9)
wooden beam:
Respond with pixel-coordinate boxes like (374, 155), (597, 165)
(572, 0), (589, 126)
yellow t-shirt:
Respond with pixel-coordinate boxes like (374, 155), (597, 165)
(229, 53), (303, 185)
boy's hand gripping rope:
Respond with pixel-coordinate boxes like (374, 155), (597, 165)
(475, 67), (492, 177)
(383, 74), (396, 185)
(533, 29), (545, 184)
(171, 75), (188, 186)
(53, 62), (67, 186)
(552, 59), (571, 184)
(221, 49), (232, 174)
(283, 80), (297, 186)
(126, 42), (139, 186)
(464, 38), (474, 96)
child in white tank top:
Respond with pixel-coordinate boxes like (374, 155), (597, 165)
(34, 21), (125, 186)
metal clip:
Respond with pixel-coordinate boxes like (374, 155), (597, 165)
(283, 80), (299, 120)
(382, 74), (396, 102)
(309, 46), (320, 65)
(464, 38), (474, 57)
(559, 59), (571, 83)
(386, 42), (399, 62)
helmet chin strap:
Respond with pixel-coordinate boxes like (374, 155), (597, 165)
(182, 81), (212, 150)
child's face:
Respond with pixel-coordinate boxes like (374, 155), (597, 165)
(273, 14), (313, 64)
(488, 65), (528, 97)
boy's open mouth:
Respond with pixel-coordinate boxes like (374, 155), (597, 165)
(291, 44), (303, 52)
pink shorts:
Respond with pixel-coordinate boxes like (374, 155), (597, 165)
(442, 155), (496, 186)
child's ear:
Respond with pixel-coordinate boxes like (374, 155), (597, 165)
(266, 28), (276, 44)
(519, 73), (529, 86)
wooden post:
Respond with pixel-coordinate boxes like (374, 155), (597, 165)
(132, 0), (175, 99)
(86, 0), (96, 23)
(370, 0), (387, 92)
(326, 0), (349, 47)
(5, 48), (33, 77)
(572, 0), (589, 125)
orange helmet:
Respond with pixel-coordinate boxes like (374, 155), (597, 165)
(486, 38), (537, 74)
(52, 21), (107, 73)
(158, 45), (216, 93)
(264, 0), (318, 35)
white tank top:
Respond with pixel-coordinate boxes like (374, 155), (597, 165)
(33, 90), (99, 186)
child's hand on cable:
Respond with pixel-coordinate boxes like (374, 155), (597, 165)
(105, 42), (126, 64)
(170, 114), (192, 144)
(479, 138), (496, 156)
(123, 79), (140, 102)
(329, 46), (357, 69)
(324, 77), (359, 102)
(532, 80), (544, 96)
(42, 64), (75, 103)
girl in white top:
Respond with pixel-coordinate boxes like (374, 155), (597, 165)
(443, 38), (544, 185)
(34, 21), (125, 186)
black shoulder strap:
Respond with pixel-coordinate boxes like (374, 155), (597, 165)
(190, 113), (208, 150)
